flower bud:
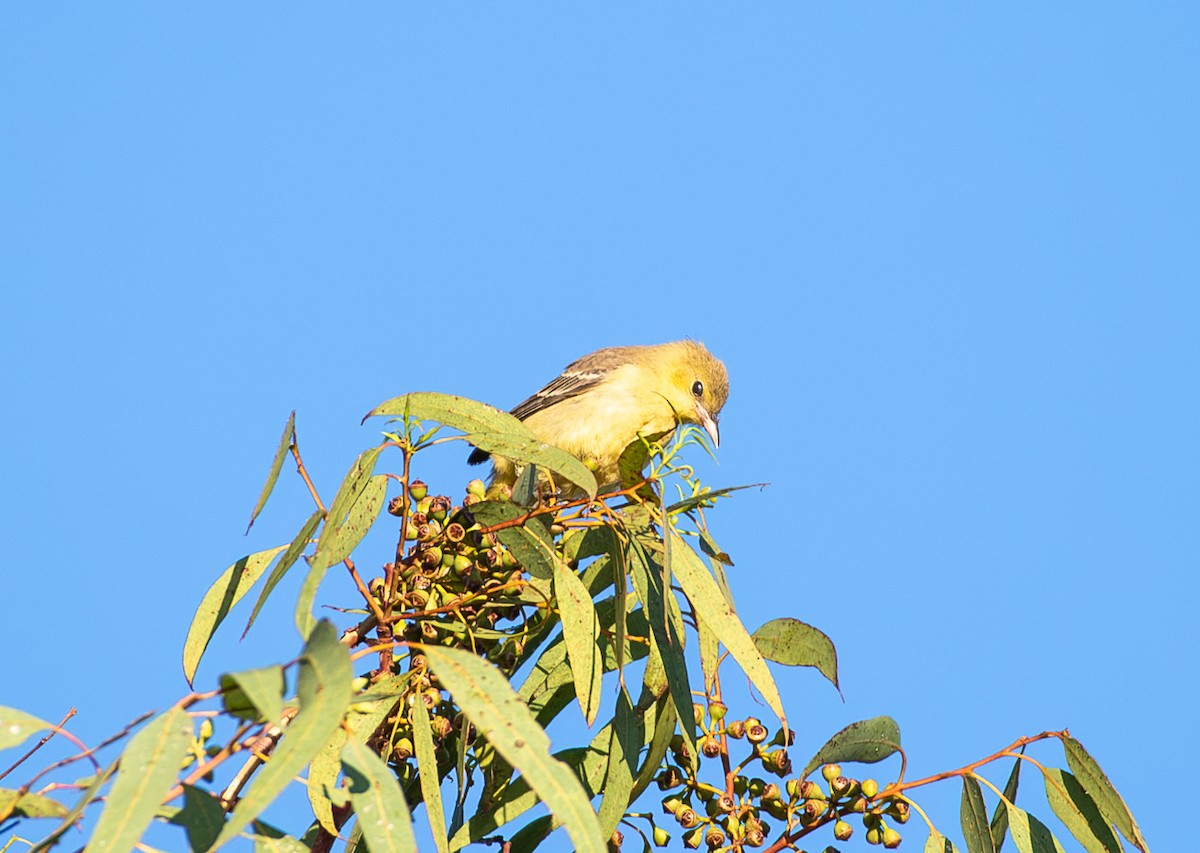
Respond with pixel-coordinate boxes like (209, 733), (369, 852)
(821, 763), (842, 783)
(408, 480), (428, 501)
(708, 700), (727, 722)
(725, 719), (746, 739)
(467, 478), (487, 498)
(652, 826), (670, 847)
(883, 827), (902, 848)
(662, 796), (684, 815)
(835, 820), (854, 841)
(861, 778), (880, 799)
(682, 827), (703, 849)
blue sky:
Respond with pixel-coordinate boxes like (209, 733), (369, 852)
(2, 4), (1196, 851)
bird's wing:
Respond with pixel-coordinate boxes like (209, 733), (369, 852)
(509, 348), (628, 421)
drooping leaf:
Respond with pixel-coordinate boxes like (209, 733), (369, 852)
(32, 758), (118, 851)
(293, 463), (384, 639)
(596, 693), (638, 842)
(210, 621), (353, 850)
(219, 666), (285, 724)
(183, 545), (288, 685)
(802, 716), (902, 778)
(365, 391), (524, 435)
(631, 696), (677, 799)
(670, 530), (786, 731)
(341, 738), (418, 853)
(990, 755), (1022, 853)
(0, 706), (50, 751)
(627, 533), (696, 769)
(86, 706), (193, 853)
(463, 432), (597, 498)
(961, 776), (998, 853)
(553, 560), (603, 726)
(1004, 801), (1067, 853)
(243, 509), (323, 640)
(1064, 736), (1148, 852)
(413, 695), (449, 853)
(364, 391), (596, 497)
(422, 645), (605, 853)
(1044, 767), (1122, 853)
(451, 697), (658, 848)
(314, 474), (388, 570)
(696, 608), (719, 693)
(752, 617), (840, 692)
(246, 411), (295, 533)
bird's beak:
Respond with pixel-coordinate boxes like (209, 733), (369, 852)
(696, 403), (720, 449)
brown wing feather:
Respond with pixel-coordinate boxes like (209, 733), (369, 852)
(467, 346), (633, 465)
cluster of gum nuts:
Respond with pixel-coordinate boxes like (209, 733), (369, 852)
(651, 707), (909, 850)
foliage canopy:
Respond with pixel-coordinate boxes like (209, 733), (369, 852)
(0, 394), (1148, 853)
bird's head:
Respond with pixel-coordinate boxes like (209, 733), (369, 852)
(662, 340), (729, 448)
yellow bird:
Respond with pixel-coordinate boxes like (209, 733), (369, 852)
(469, 340), (729, 488)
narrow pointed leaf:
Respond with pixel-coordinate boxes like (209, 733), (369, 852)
(696, 609), (719, 693)
(1044, 768), (1122, 853)
(1004, 802), (1066, 853)
(627, 536), (696, 768)
(962, 776), (997, 853)
(364, 391), (596, 497)
(752, 617), (840, 692)
(31, 759), (118, 852)
(990, 756), (1022, 853)
(421, 645), (605, 853)
(596, 694), (638, 842)
(365, 391), (523, 434)
(87, 706), (192, 853)
(219, 666), (285, 724)
(243, 509), (323, 639)
(246, 411), (295, 533)
(632, 697), (677, 797)
(0, 706), (50, 751)
(802, 716), (902, 778)
(183, 545), (288, 685)
(315, 474), (388, 569)
(341, 738), (417, 853)
(463, 432), (597, 498)
(1064, 736), (1148, 852)
(670, 530), (786, 731)
(211, 621), (353, 850)
(413, 695), (449, 853)
(294, 470), (386, 639)
(554, 560), (603, 725)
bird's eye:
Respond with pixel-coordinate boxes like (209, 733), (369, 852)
(691, 380), (704, 397)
